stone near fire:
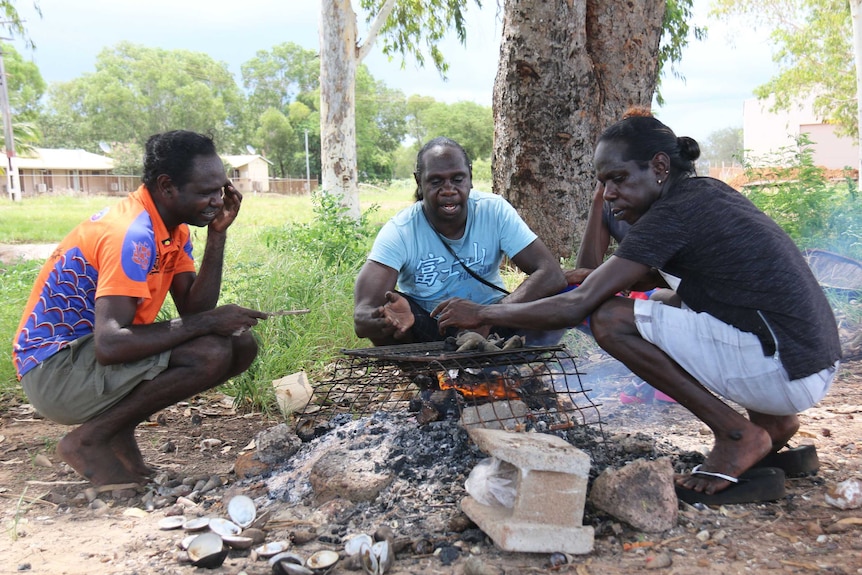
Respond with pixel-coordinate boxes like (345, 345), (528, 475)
(310, 448), (394, 504)
(460, 428), (594, 554)
(589, 457), (678, 533)
(255, 423), (302, 465)
(460, 401), (529, 431)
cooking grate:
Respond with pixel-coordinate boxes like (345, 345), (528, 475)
(295, 341), (605, 445)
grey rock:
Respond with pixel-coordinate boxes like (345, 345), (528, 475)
(589, 457), (678, 532)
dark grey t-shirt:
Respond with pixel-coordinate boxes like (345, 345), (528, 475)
(614, 177), (840, 380)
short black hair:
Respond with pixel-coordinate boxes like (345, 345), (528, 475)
(598, 115), (700, 175)
(142, 130), (218, 191)
(413, 137), (472, 200)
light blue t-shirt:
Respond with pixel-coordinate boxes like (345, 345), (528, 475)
(368, 190), (537, 313)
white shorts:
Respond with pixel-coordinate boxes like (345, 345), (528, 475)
(632, 299), (837, 416)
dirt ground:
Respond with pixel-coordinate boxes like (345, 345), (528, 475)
(1, 357), (861, 575)
(2, 243), (862, 574)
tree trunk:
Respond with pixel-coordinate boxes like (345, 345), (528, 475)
(319, 0), (361, 219)
(850, 0), (862, 186)
(493, 0), (665, 259)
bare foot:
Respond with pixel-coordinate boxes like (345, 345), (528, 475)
(58, 430), (143, 487)
(110, 429), (155, 478)
(676, 424), (773, 495)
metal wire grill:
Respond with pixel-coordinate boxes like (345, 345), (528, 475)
(295, 342), (605, 443)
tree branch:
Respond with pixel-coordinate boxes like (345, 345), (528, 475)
(357, 0), (398, 63)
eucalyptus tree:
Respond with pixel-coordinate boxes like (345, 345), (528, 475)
(319, 0), (479, 218)
(494, 0), (702, 258)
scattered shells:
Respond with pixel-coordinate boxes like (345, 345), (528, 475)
(182, 517), (210, 532)
(344, 533), (373, 556)
(306, 549), (339, 571)
(228, 495), (257, 528)
(222, 535), (255, 549)
(158, 516), (186, 530)
(208, 517), (241, 537)
(187, 532), (228, 569)
(254, 540), (291, 558)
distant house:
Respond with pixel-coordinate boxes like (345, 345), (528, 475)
(13, 147), (121, 195)
(743, 96), (858, 170)
(7, 147), (282, 197)
(221, 154), (272, 194)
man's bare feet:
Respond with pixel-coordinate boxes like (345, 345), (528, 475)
(57, 430), (143, 487)
(676, 424), (773, 495)
(110, 429), (155, 478)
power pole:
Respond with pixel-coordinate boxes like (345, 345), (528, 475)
(0, 45), (20, 201)
(305, 129), (310, 192)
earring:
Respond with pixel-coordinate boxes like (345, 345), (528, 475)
(657, 179), (662, 184)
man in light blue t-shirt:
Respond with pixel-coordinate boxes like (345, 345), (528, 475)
(354, 137), (566, 346)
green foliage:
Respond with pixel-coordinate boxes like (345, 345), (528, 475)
(39, 42), (244, 151)
(711, 0), (856, 135)
(742, 134), (861, 259)
(368, 0), (478, 77)
(1, 42), (46, 121)
(414, 100), (493, 162)
(0, 260), (40, 399)
(262, 191), (381, 273)
(657, 0), (706, 103)
(108, 141), (144, 175)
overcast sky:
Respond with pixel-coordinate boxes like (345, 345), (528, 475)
(10, 0), (777, 144)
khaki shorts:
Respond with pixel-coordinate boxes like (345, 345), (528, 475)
(633, 299), (836, 416)
(20, 334), (171, 425)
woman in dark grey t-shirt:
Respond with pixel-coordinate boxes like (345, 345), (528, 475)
(433, 110), (841, 505)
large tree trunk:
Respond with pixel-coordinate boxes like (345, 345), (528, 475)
(319, 0), (361, 219)
(494, 0), (665, 259)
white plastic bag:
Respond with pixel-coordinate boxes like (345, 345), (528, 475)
(464, 457), (518, 508)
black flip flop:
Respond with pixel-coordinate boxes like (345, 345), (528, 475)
(753, 445), (819, 477)
(675, 466), (786, 506)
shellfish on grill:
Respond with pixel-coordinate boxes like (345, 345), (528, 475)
(186, 532), (228, 569)
(227, 494), (257, 528)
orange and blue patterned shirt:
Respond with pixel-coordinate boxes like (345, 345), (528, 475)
(12, 185), (196, 379)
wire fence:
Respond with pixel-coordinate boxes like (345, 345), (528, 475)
(15, 173), (318, 197)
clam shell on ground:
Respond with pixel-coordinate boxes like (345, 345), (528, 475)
(208, 517), (241, 537)
(227, 494), (257, 528)
(182, 517), (210, 532)
(179, 535), (197, 550)
(158, 516), (186, 530)
(344, 533), (373, 556)
(306, 549), (339, 571)
(254, 540), (291, 558)
(187, 532), (228, 569)
(221, 534), (255, 549)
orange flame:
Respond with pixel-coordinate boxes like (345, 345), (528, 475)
(436, 371), (521, 400)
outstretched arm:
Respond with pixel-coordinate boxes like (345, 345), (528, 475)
(354, 260), (413, 345)
(93, 295), (267, 365)
(433, 255), (649, 332)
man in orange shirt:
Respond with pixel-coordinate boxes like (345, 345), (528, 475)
(13, 130), (267, 487)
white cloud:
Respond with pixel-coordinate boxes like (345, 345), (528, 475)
(10, 0), (777, 144)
